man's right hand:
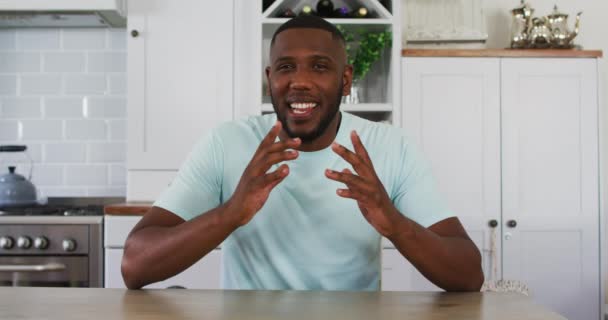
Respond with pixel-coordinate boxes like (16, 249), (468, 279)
(226, 121), (300, 227)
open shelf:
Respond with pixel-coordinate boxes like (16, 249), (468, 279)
(263, 0), (393, 20)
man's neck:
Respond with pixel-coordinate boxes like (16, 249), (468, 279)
(280, 112), (342, 152)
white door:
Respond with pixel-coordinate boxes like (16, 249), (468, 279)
(127, 0), (234, 170)
(395, 58), (502, 290)
(501, 58), (600, 320)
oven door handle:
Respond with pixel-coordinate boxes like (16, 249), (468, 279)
(0, 262), (66, 272)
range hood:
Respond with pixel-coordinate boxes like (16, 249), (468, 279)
(0, 0), (126, 28)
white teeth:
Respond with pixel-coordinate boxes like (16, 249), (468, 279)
(290, 102), (317, 109)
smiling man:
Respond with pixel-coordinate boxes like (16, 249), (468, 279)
(121, 16), (484, 291)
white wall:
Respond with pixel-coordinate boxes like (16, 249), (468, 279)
(0, 29), (127, 198)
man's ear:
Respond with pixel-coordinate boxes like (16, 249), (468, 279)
(265, 66), (271, 96)
(342, 64), (354, 96)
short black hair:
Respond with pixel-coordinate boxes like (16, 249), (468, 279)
(270, 15), (346, 48)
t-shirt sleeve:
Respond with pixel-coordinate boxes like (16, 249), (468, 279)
(153, 130), (224, 221)
(391, 138), (456, 228)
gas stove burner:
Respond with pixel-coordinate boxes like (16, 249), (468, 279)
(0, 205), (103, 217)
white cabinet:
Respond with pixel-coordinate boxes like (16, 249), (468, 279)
(397, 56), (601, 320)
(104, 215), (222, 289)
(127, 0), (234, 200)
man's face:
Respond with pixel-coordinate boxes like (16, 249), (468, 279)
(266, 28), (352, 143)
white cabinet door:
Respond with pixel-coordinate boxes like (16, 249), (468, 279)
(398, 58), (502, 290)
(105, 248), (222, 289)
(501, 58), (600, 320)
(127, 0), (234, 170)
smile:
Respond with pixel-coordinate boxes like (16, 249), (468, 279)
(289, 102), (318, 116)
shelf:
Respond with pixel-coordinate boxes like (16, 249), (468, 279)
(263, 0), (393, 20)
(261, 103), (392, 112)
(262, 18), (392, 25)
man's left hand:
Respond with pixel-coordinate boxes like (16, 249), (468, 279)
(326, 130), (402, 238)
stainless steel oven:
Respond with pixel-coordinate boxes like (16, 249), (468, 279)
(0, 198), (112, 288)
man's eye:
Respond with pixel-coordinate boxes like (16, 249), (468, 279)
(278, 64), (294, 71)
(314, 64), (328, 70)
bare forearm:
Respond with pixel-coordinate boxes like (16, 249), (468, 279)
(388, 215), (484, 292)
(121, 202), (239, 289)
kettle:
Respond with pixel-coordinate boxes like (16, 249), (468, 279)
(547, 5), (582, 48)
(0, 145), (40, 208)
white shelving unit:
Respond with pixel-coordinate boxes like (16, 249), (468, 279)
(234, 0), (402, 125)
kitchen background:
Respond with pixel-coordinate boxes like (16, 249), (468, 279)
(1, 0), (607, 199)
(0, 28), (127, 198)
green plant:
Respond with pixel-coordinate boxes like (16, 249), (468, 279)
(337, 26), (392, 82)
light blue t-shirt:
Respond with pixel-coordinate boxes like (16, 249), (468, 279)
(154, 112), (454, 291)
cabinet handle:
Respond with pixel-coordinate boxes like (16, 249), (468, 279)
(488, 219), (498, 228)
(507, 220), (517, 228)
(131, 29), (139, 38)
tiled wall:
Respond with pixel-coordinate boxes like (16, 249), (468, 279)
(0, 29), (127, 198)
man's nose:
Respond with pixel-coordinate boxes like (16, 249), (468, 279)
(289, 69), (314, 90)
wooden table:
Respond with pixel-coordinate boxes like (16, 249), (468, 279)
(0, 287), (565, 320)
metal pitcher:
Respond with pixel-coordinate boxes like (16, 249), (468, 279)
(529, 17), (553, 48)
(510, 0), (534, 48)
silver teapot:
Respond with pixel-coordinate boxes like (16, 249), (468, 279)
(529, 17), (553, 48)
(547, 5), (582, 48)
(510, 0), (534, 48)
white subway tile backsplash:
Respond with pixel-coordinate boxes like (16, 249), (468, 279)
(87, 187), (125, 197)
(87, 97), (126, 118)
(20, 120), (63, 140)
(88, 52), (126, 73)
(65, 120), (106, 140)
(1, 142), (42, 164)
(0, 53), (40, 72)
(64, 75), (107, 94)
(0, 30), (16, 50)
(0, 75), (17, 95)
(44, 97), (84, 118)
(0, 97), (41, 118)
(44, 143), (86, 163)
(108, 120), (126, 140)
(108, 75), (126, 94)
(0, 121), (19, 140)
(30, 164), (64, 186)
(20, 74), (62, 95)
(109, 164), (126, 186)
(88, 142), (126, 162)
(3, 28), (126, 196)
(109, 29), (127, 50)
(65, 165), (108, 186)
(17, 30), (60, 50)
(44, 52), (86, 73)
(62, 30), (106, 50)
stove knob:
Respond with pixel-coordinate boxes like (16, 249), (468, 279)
(62, 239), (77, 252)
(0, 236), (14, 249)
(17, 236), (32, 249)
(34, 236), (49, 250)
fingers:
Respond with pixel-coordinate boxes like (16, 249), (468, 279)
(255, 149), (298, 175)
(331, 142), (368, 175)
(350, 131), (372, 164)
(261, 164), (289, 188)
(257, 121), (282, 152)
(266, 137), (301, 153)
(325, 168), (369, 195)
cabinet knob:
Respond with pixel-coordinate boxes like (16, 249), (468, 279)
(131, 29), (139, 38)
(488, 219), (498, 228)
(507, 220), (517, 228)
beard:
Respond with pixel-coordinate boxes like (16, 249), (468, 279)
(270, 80), (343, 144)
